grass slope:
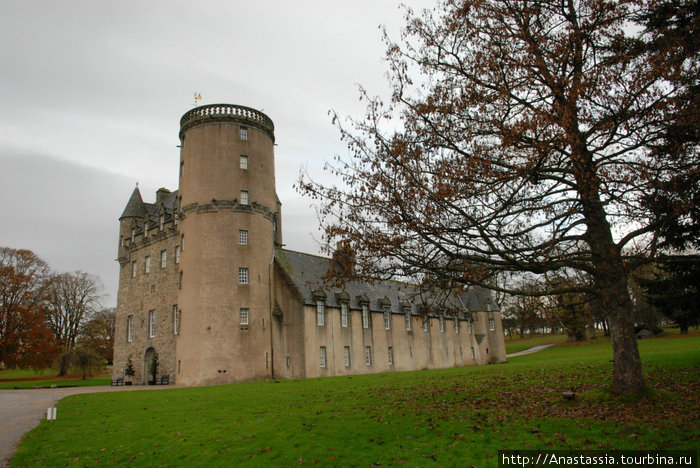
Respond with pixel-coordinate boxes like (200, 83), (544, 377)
(12, 335), (700, 467)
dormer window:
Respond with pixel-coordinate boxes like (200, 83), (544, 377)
(131, 228), (136, 242)
(144, 223), (149, 238)
(159, 215), (165, 231)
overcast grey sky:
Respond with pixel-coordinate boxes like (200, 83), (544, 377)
(0, 0), (435, 306)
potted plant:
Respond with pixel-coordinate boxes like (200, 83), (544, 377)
(124, 356), (135, 385)
(149, 351), (159, 385)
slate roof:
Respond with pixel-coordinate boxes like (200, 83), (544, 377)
(119, 187), (179, 231)
(275, 248), (496, 318)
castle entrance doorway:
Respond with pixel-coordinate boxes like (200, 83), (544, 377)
(143, 347), (156, 384)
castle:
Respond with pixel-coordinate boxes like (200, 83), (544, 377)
(113, 104), (506, 386)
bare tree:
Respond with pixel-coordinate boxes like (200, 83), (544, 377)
(79, 307), (116, 364)
(300, 0), (698, 393)
(45, 271), (103, 350)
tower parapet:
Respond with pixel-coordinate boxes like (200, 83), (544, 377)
(179, 104), (275, 142)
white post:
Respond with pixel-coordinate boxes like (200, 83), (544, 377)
(47, 407), (57, 421)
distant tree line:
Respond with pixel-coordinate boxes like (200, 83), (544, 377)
(0, 247), (115, 373)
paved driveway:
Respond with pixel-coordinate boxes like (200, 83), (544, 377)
(0, 385), (178, 468)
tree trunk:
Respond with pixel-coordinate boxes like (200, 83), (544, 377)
(598, 274), (646, 394)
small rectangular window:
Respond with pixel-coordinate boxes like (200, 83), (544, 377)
(365, 346), (372, 366)
(384, 311), (391, 330)
(175, 246), (181, 264)
(127, 315), (134, 342)
(131, 261), (138, 278)
(148, 310), (156, 338)
(340, 303), (349, 328)
(145, 256), (151, 274)
(388, 347), (394, 365)
(440, 317), (445, 333)
(239, 190), (249, 205)
(161, 250), (167, 269)
(454, 319), (459, 334)
(159, 215), (165, 231)
(362, 304), (369, 329)
(471, 346), (476, 360)
(489, 318), (495, 331)
(144, 223), (149, 238)
(423, 316), (429, 332)
(239, 268), (249, 284)
(316, 300), (325, 326)
(468, 320), (473, 334)
(320, 346), (327, 368)
(239, 230), (248, 245)
(405, 312), (412, 331)
(344, 346), (351, 367)
(131, 228), (136, 242)
(240, 154), (248, 170)
(240, 308), (249, 325)
(173, 305), (179, 335)
(240, 126), (248, 140)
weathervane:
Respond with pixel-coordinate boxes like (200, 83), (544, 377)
(193, 92), (202, 107)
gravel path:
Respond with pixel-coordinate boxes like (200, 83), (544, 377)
(506, 343), (554, 358)
(0, 385), (179, 468)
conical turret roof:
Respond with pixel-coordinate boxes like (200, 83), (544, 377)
(120, 187), (147, 219)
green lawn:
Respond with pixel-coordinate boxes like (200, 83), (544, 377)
(0, 368), (111, 389)
(12, 335), (699, 467)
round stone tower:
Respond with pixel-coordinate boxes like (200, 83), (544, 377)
(176, 104), (280, 385)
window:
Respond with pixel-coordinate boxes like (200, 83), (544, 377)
(384, 311), (391, 330)
(361, 304), (369, 329)
(181, 234), (184, 251)
(423, 316), (429, 332)
(160, 250), (167, 269)
(316, 300), (325, 326)
(144, 223), (149, 238)
(240, 154), (248, 170)
(173, 305), (179, 335)
(405, 312), (412, 331)
(240, 126), (248, 140)
(131, 228), (136, 242)
(320, 346), (327, 367)
(489, 318), (495, 331)
(148, 310), (156, 338)
(131, 261), (138, 278)
(239, 230), (248, 245)
(239, 268), (249, 284)
(159, 215), (165, 231)
(240, 308), (249, 325)
(440, 317), (445, 333)
(179, 271), (183, 289)
(239, 190), (249, 205)
(145, 256), (151, 274)
(471, 346), (476, 360)
(388, 347), (394, 365)
(365, 346), (372, 366)
(454, 319), (460, 334)
(127, 315), (133, 342)
(344, 346), (351, 367)
(468, 320), (473, 334)
(340, 302), (349, 327)
(175, 245), (181, 264)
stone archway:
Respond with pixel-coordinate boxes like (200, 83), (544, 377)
(143, 347), (156, 385)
